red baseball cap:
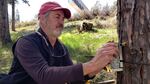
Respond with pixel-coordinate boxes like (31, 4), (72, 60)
(38, 1), (71, 19)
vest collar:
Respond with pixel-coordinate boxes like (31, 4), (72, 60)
(37, 28), (49, 40)
(37, 28), (59, 47)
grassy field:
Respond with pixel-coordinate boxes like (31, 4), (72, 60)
(0, 25), (118, 82)
(0, 26), (36, 73)
(61, 27), (118, 63)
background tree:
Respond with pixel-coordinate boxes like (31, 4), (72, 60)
(12, 0), (15, 31)
(101, 4), (111, 16)
(117, 0), (150, 84)
(90, 0), (101, 17)
(9, 0), (30, 31)
(109, 1), (117, 16)
(0, 0), (12, 47)
(0, 0), (29, 47)
(15, 9), (20, 22)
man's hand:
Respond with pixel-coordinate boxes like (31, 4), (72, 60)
(83, 42), (118, 76)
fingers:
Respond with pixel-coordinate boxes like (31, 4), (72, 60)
(102, 47), (118, 58)
(101, 42), (119, 57)
(88, 42), (119, 74)
(97, 44), (118, 58)
(94, 42), (119, 65)
(102, 42), (117, 48)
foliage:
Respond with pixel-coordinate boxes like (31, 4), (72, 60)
(66, 16), (117, 31)
(91, 70), (116, 83)
(92, 16), (117, 28)
(90, 1), (117, 17)
(8, 0), (18, 4)
(8, 0), (30, 6)
(90, 0), (102, 17)
(15, 20), (37, 28)
(109, 1), (117, 17)
(0, 43), (13, 73)
(60, 27), (118, 63)
(0, 26), (35, 73)
(68, 1), (117, 23)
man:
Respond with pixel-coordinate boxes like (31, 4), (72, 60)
(0, 1), (118, 84)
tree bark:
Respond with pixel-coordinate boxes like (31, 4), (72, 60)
(117, 0), (150, 84)
(0, 0), (12, 47)
(12, 0), (16, 31)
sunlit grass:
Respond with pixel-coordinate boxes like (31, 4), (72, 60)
(0, 26), (36, 73)
(0, 43), (13, 73)
(60, 28), (118, 62)
(11, 26), (36, 42)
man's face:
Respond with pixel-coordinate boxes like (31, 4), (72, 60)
(44, 10), (65, 38)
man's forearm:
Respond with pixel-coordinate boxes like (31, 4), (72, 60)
(82, 61), (98, 76)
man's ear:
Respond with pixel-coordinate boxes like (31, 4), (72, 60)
(39, 15), (46, 25)
(40, 15), (45, 22)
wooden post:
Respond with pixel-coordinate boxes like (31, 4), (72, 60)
(116, 70), (123, 84)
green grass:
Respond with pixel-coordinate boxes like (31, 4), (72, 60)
(0, 26), (36, 73)
(0, 44), (13, 73)
(60, 28), (118, 63)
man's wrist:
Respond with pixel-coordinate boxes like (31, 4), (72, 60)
(82, 61), (95, 76)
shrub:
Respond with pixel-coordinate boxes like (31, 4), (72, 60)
(15, 20), (37, 28)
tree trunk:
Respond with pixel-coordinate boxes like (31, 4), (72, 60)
(0, 0), (12, 47)
(12, 0), (16, 31)
(117, 0), (150, 84)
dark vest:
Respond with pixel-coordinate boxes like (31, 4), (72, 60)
(0, 32), (70, 84)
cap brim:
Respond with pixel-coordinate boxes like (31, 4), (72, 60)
(52, 7), (71, 19)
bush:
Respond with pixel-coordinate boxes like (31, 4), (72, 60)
(91, 70), (116, 83)
(15, 20), (37, 28)
(92, 16), (115, 28)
